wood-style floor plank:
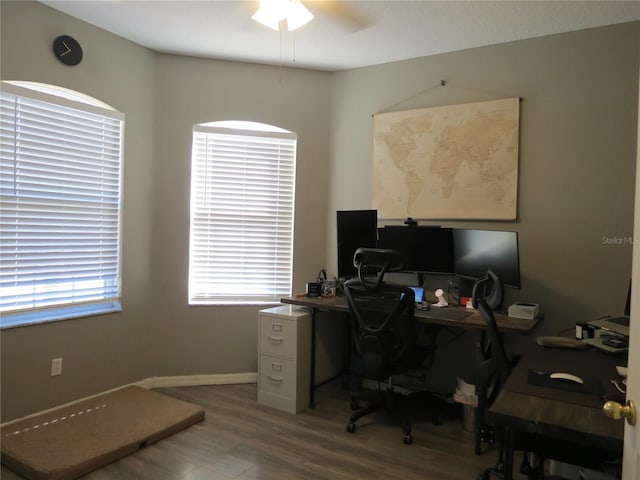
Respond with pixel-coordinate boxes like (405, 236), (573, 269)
(1, 384), (527, 479)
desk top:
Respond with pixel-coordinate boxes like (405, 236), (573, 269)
(489, 344), (625, 451)
(280, 295), (539, 335)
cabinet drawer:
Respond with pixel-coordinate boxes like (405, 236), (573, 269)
(258, 354), (297, 399)
(259, 316), (297, 357)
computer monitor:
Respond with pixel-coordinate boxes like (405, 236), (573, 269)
(453, 229), (521, 289)
(376, 226), (455, 274)
(409, 286), (425, 302)
(336, 210), (378, 279)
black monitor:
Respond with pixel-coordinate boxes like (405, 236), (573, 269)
(376, 226), (455, 275)
(336, 210), (378, 279)
(453, 229), (521, 289)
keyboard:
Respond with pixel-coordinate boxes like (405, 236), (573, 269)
(427, 308), (473, 321)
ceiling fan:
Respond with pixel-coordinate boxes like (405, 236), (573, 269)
(252, 0), (313, 31)
(251, 0), (373, 33)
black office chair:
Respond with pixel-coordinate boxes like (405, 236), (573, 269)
(343, 248), (434, 445)
(473, 271), (542, 480)
(472, 271), (510, 457)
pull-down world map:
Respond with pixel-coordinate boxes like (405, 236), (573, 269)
(373, 98), (519, 220)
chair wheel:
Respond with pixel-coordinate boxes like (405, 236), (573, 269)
(346, 423), (356, 433)
(431, 414), (442, 426)
(350, 400), (359, 410)
(403, 434), (413, 445)
(477, 473), (490, 480)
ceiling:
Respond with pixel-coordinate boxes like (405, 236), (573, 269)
(40, 0), (640, 71)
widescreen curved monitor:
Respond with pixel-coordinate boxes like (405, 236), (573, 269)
(453, 229), (521, 288)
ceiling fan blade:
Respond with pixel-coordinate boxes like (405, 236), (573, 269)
(307, 0), (377, 32)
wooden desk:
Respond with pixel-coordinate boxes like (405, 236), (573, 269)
(489, 345), (625, 479)
(280, 295), (541, 407)
(281, 295), (539, 334)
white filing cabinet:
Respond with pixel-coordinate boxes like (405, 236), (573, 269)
(258, 305), (311, 414)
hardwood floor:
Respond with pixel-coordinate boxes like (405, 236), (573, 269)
(1, 384), (526, 480)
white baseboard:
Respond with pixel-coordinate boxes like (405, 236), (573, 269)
(150, 372), (257, 388)
(2, 372), (257, 427)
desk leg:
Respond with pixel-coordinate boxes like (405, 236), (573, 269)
(502, 425), (515, 480)
(309, 308), (317, 409)
(343, 315), (351, 387)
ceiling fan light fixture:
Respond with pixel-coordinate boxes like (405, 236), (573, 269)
(286, 0), (313, 31)
(252, 0), (313, 32)
(252, 0), (284, 30)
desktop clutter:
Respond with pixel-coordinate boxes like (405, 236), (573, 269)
(532, 280), (631, 356)
(307, 267), (450, 310)
(532, 294), (631, 408)
(535, 309), (630, 355)
(306, 274), (455, 312)
(305, 265), (540, 317)
(306, 269), (337, 298)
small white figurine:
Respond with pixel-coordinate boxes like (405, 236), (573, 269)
(432, 288), (448, 307)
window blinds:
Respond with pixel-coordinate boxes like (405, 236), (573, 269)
(0, 84), (123, 325)
(189, 125), (296, 304)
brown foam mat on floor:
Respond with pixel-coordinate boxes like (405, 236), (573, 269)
(1, 386), (205, 480)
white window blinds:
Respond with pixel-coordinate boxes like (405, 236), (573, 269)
(189, 125), (296, 304)
(0, 83), (124, 327)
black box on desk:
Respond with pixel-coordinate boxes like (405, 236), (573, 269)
(576, 321), (597, 339)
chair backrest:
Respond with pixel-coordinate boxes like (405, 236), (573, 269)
(344, 248), (417, 380)
(472, 272), (510, 410)
(471, 268), (504, 310)
(476, 299), (510, 388)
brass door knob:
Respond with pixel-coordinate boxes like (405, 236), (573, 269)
(603, 399), (636, 426)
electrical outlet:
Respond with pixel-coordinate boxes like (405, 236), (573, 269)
(51, 358), (63, 376)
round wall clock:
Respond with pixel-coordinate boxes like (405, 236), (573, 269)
(52, 35), (83, 66)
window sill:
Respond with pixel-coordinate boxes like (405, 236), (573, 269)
(189, 299), (283, 307)
(1, 302), (122, 329)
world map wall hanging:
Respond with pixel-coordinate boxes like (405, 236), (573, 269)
(372, 97), (520, 220)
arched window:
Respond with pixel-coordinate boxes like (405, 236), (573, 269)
(189, 121), (296, 304)
(0, 82), (124, 327)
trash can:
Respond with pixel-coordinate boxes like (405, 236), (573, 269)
(462, 403), (477, 432)
(454, 377), (478, 432)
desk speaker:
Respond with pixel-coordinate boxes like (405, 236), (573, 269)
(508, 303), (539, 319)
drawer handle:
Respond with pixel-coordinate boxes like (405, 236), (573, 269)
(267, 375), (283, 382)
(267, 336), (284, 343)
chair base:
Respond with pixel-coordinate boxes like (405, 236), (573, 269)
(346, 386), (414, 444)
(345, 385), (445, 445)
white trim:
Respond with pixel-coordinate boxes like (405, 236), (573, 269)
(150, 372), (257, 388)
(1, 372), (257, 427)
(1, 81), (123, 119)
(193, 124), (295, 140)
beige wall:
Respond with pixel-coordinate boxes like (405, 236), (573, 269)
(0, 1), (332, 421)
(1, 0), (638, 420)
(326, 22), (639, 389)
(1, 1), (157, 420)
(149, 55), (331, 376)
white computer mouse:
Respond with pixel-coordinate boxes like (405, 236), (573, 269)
(549, 372), (584, 384)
